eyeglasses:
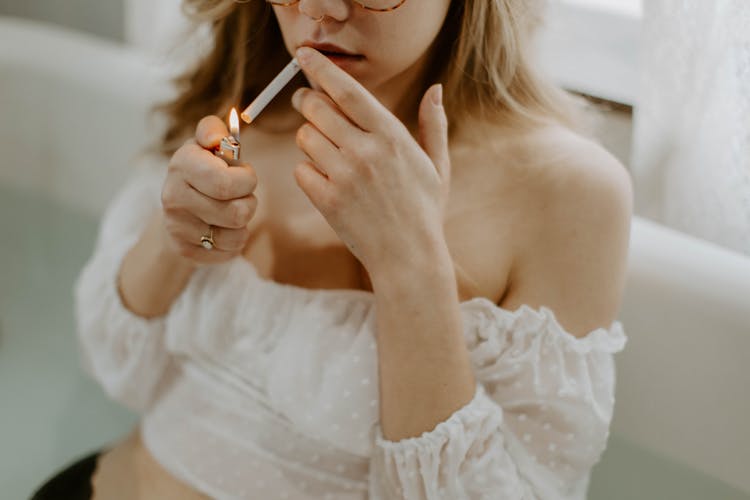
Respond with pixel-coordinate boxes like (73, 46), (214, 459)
(265, 0), (407, 13)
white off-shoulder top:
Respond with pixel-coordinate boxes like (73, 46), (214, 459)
(73, 160), (627, 500)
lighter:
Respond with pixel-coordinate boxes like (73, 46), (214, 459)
(214, 108), (242, 166)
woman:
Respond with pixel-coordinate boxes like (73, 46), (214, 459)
(34, 0), (632, 498)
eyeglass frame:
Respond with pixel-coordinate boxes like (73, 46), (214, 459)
(264, 0), (407, 13)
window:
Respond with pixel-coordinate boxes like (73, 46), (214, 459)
(537, 0), (642, 105)
(559, 0), (642, 17)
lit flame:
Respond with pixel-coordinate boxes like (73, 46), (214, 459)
(229, 108), (240, 140)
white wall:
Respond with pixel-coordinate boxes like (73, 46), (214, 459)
(0, 0), (123, 41)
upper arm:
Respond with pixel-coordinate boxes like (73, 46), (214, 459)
(499, 138), (634, 338)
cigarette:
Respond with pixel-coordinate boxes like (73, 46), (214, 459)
(240, 58), (301, 124)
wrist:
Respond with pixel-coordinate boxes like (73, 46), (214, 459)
(118, 213), (197, 319)
(149, 213), (197, 272)
(369, 231), (455, 292)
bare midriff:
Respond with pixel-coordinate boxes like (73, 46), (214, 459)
(91, 428), (211, 500)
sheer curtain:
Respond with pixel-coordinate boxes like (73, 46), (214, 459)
(630, 0), (750, 256)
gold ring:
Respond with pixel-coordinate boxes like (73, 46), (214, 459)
(200, 225), (216, 250)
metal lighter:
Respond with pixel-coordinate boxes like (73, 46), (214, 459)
(214, 108), (242, 166)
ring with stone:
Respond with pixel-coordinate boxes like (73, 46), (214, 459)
(200, 225), (216, 250)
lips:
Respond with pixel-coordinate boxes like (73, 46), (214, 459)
(299, 41), (364, 58)
(319, 51), (364, 60)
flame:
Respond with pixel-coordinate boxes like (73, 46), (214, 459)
(229, 108), (240, 140)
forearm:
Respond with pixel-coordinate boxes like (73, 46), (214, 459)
(117, 212), (197, 319)
(371, 239), (477, 442)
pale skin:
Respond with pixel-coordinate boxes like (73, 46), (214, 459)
(90, 1), (634, 497)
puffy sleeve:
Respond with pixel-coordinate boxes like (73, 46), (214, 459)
(367, 300), (627, 500)
(72, 156), (173, 413)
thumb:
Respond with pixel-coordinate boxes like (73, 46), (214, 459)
(196, 115), (230, 150)
(418, 83), (450, 185)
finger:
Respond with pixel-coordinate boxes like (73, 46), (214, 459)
(175, 239), (236, 262)
(292, 87), (367, 149)
(182, 186), (258, 229)
(296, 122), (346, 180)
(167, 211), (251, 252)
(195, 115), (230, 149)
(293, 160), (336, 214)
(418, 83), (451, 185)
(296, 47), (394, 134)
(175, 143), (258, 200)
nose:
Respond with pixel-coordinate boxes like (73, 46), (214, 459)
(297, 0), (350, 22)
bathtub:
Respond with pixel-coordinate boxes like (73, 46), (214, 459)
(1, 16), (749, 499)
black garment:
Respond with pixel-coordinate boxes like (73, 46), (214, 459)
(30, 451), (102, 500)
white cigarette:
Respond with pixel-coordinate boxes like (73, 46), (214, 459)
(240, 58), (301, 124)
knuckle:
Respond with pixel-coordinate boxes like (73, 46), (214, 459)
(296, 124), (310, 143)
(243, 196), (258, 221)
(176, 241), (196, 259)
(168, 152), (183, 172)
(171, 143), (197, 171)
(340, 145), (356, 164)
(215, 175), (233, 199)
(308, 97), (326, 116)
(180, 138), (197, 154)
(333, 86), (356, 107)
(185, 142), (203, 157)
(161, 182), (179, 209)
(162, 217), (179, 236)
(296, 127), (314, 150)
(246, 168), (258, 192)
(228, 229), (248, 251)
(230, 200), (249, 226)
(350, 141), (376, 168)
(160, 184), (171, 206)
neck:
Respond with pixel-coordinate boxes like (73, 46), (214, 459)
(371, 53), (432, 139)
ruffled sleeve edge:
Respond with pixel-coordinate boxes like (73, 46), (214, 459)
(373, 381), (499, 451)
(460, 298), (628, 355)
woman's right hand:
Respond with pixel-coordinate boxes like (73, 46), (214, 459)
(159, 115), (258, 266)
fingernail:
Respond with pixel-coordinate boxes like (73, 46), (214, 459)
(296, 47), (313, 65)
(291, 88), (303, 110)
(432, 84), (443, 106)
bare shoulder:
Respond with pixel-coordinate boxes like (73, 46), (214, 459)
(480, 123), (634, 338)
(511, 125), (634, 235)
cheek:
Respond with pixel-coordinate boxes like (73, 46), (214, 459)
(271, 7), (296, 49)
(362, 15), (441, 72)
(365, 32), (428, 74)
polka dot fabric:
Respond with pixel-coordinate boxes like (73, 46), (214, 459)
(75, 162), (628, 499)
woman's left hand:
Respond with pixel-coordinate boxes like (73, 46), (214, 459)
(290, 46), (451, 276)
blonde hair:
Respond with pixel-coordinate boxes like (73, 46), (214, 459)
(146, 0), (592, 160)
